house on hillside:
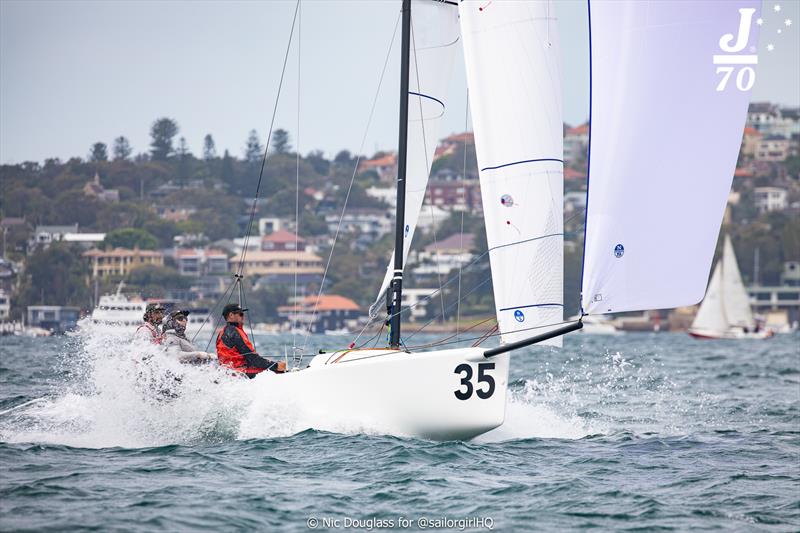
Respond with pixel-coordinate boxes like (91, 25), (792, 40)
(425, 180), (482, 212)
(261, 229), (305, 251)
(83, 172), (119, 203)
(277, 294), (361, 333)
(83, 248), (164, 277)
(358, 153), (397, 183)
(564, 123), (589, 162)
(175, 248), (229, 277)
(231, 250), (323, 279)
(412, 233), (476, 277)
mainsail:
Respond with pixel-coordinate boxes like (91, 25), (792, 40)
(373, 0), (460, 310)
(581, 0), (761, 315)
(460, 0), (564, 346)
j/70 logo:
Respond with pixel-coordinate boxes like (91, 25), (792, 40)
(714, 8), (757, 92)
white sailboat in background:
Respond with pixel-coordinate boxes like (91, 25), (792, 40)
(241, 0), (760, 440)
(689, 235), (774, 339)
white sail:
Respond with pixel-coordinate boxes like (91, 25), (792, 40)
(721, 234), (755, 329)
(460, 0), (563, 346)
(581, 1), (760, 315)
(373, 0), (460, 310)
(690, 262), (729, 333)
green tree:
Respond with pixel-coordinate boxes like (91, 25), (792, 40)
(15, 243), (90, 312)
(203, 134), (217, 161)
(150, 117), (179, 161)
(244, 130), (263, 164)
(126, 264), (190, 299)
(271, 128), (290, 154)
(89, 142), (108, 162)
(104, 228), (159, 250)
(113, 136), (133, 161)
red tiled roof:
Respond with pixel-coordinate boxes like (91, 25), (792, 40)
(567, 124), (589, 135)
(425, 233), (475, 252)
(262, 229), (304, 243)
(734, 167), (754, 177)
(303, 294), (360, 312)
(743, 127), (761, 137)
(443, 132), (474, 144)
(564, 167), (586, 180)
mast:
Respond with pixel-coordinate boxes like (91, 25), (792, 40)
(387, 0), (412, 349)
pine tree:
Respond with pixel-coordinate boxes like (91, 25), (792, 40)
(203, 134), (217, 160)
(150, 118), (179, 161)
(244, 130), (263, 164)
(112, 136), (132, 160)
(89, 142), (108, 162)
(271, 128), (290, 154)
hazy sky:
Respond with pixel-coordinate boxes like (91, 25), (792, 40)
(1, 0), (798, 164)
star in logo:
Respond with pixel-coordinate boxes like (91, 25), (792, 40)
(774, 4), (781, 12)
(767, 43), (775, 51)
(757, 17), (764, 25)
(786, 19), (793, 27)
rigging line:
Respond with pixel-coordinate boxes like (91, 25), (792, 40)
(190, 273), (239, 343)
(241, 281), (256, 352)
(236, 0), (301, 279)
(201, 276), (240, 352)
(409, 17), (447, 326)
(406, 319), (576, 351)
(456, 90), (470, 342)
(300, 8), (403, 351)
(386, 225), (586, 326)
(293, 0), (302, 350)
(403, 273), (493, 344)
(407, 316), (495, 350)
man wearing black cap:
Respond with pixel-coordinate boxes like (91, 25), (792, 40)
(216, 303), (286, 377)
(135, 302), (166, 344)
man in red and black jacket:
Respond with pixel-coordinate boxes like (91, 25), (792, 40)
(216, 303), (286, 378)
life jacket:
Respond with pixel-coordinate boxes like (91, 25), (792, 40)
(136, 322), (163, 344)
(216, 323), (263, 376)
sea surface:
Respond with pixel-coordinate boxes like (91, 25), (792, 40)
(0, 329), (798, 532)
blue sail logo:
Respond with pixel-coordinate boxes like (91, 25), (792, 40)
(614, 244), (625, 258)
(514, 310), (525, 322)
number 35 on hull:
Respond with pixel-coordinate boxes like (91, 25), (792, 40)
(277, 347), (511, 440)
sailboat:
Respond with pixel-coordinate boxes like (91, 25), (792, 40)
(688, 235), (774, 339)
(242, 0), (760, 440)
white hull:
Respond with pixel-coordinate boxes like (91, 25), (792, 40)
(688, 327), (775, 340)
(259, 347), (510, 441)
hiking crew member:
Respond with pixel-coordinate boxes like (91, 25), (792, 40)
(216, 304), (286, 377)
(162, 310), (215, 364)
(135, 303), (166, 344)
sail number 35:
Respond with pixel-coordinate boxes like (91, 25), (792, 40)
(453, 363), (495, 400)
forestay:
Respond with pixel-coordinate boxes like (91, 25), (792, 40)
(581, 0), (761, 315)
(460, 0), (564, 346)
(374, 0), (460, 309)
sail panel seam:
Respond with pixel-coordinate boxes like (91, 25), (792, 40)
(498, 303), (563, 312)
(480, 158), (563, 172)
(488, 232), (562, 253)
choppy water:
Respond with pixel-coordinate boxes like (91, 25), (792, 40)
(0, 329), (798, 531)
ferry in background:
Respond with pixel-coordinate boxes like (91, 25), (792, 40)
(85, 285), (211, 337)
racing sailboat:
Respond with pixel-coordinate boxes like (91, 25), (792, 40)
(251, 0), (760, 440)
(689, 235), (773, 339)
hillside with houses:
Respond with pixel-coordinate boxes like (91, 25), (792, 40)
(1, 103), (798, 334)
